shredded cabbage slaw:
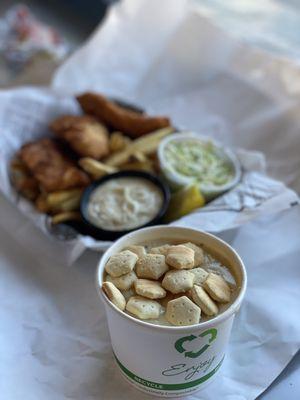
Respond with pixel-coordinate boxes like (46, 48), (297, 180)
(164, 139), (235, 187)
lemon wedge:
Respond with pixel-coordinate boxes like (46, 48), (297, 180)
(164, 184), (205, 222)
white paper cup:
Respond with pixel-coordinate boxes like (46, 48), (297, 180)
(96, 226), (247, 397)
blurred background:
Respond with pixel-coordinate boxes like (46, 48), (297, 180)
(0, 0), (116, 86)
(1, 0), (300, 87)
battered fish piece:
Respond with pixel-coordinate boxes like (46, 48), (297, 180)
(20, 138), (90, 192)
(50, 115), (109, 159)
(10, 156), (40, 200)
(50, 115), (90, 132)
(77, 92), (171, 138)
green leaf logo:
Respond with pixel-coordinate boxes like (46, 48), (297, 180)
(174, 329), (217, 358)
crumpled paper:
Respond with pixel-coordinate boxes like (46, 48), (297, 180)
(1, 0), (300, 399)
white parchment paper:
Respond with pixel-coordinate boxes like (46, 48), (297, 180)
(1, 0), (300, 399)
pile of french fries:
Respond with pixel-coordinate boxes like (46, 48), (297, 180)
(11, 127), (173, 226)
(79, 126), (173, 177)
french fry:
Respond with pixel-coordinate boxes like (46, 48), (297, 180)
(120, 160), (154, 173)
(109, 131), (131, 153)
(46, 189), (82, 208)
(35, 189), (82, 214)
(79, 157), (118, 179)
(132, 127), (174, 154)
(54, 195), (81, 212)
(51, 211), (81, 225)
(105, 127), (173, 167)
(130, 152), (147, 163)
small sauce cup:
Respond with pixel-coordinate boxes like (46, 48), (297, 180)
(80, 170), (170, 240)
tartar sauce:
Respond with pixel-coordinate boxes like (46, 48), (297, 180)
(87, 177), (163, 231)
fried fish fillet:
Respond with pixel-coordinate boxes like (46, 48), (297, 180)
(20, 138), (90, 192)
(50, 115), (109, 159)
(77, 92), (171, 138)
(10, 156), (40, 200)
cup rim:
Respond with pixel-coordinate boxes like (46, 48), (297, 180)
(96, 226), (247, 332)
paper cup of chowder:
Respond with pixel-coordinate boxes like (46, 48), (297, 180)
(96, 226), (247, 397)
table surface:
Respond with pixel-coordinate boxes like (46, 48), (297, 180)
(0, 0), (299, 398)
